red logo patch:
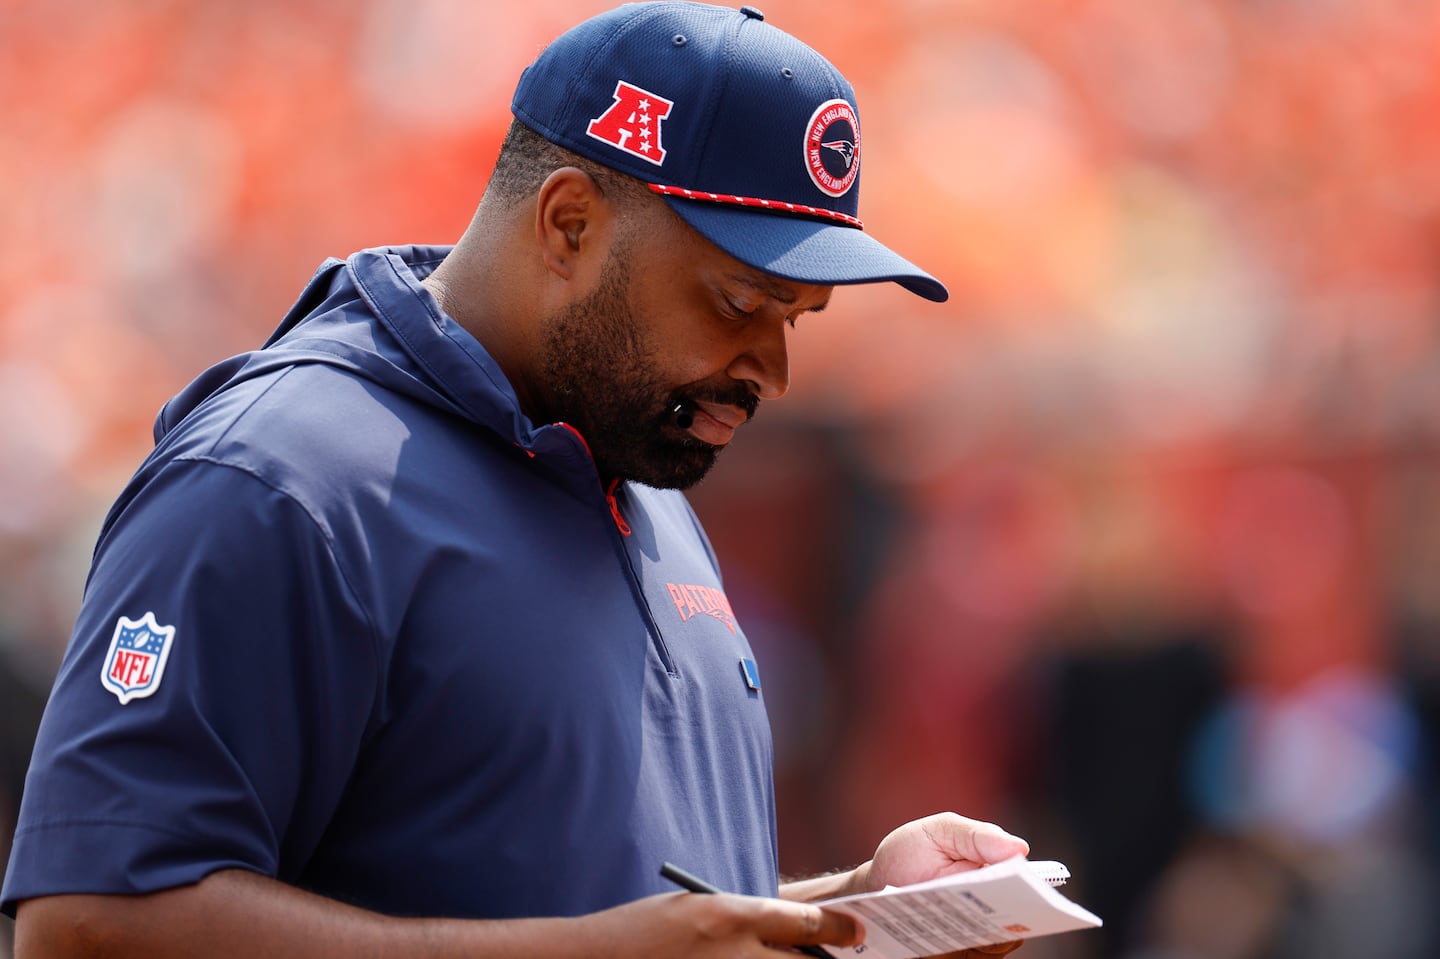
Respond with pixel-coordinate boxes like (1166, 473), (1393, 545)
(587, 80), (674, 166)
(805, 99), (860, 198)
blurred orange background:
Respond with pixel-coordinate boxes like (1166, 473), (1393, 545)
(5, 1), (1440, 957)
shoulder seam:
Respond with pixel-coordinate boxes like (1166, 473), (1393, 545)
(161, 455), (385, 691)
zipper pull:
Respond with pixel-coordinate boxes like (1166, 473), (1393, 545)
(605, 477), (632, 537)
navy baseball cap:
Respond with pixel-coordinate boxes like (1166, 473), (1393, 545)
(511, 1), (949, 302)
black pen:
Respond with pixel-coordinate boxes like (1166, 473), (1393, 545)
(659, 862), (834, 959)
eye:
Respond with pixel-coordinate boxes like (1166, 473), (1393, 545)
(722, 295), (760, 319)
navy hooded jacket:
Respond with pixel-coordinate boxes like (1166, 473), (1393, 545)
(2, 246), (779, 918)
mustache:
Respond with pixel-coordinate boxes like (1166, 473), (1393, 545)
(674, 387), (760, 421)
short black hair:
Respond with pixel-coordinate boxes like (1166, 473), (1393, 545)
(486, 120), (653, 212)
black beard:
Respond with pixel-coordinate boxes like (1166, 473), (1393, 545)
(535, 250), (753, 490)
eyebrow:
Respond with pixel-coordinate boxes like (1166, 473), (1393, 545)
(727, 272), (831, 312)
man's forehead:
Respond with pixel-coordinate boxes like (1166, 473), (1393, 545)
(641, 189), (832, 310)
(724, 268), (832, 311)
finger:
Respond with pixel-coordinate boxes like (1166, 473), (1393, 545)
(925, 813), (1030, 865)
(746, 898), (862, 948)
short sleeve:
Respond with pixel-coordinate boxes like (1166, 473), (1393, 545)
(1, 457), (379, 914)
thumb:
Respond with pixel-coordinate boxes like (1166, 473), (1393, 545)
(932, 814), (1030, 864)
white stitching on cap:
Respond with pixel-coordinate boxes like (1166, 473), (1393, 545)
(647, 183), (864, 229)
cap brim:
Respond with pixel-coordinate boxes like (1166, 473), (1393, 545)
(660, 198), (950, 303)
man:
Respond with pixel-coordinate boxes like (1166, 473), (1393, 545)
(3, 3), (1030, 956)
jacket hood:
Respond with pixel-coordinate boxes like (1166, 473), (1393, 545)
(156, 246), (554, 455)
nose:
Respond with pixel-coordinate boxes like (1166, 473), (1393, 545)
(725, 317), (790, 400)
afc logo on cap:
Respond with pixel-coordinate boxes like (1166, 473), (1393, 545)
(588, 80), (675, 166)
(805, 98), (860, 198)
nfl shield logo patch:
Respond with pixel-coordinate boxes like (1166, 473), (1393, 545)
(100, 612), (175, 705)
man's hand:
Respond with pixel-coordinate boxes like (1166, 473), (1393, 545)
(587, 889), (863, 957)
(857, 812), (1031, 893)
(781, 813), (1031, 959)
(858, 813), (1030, 959)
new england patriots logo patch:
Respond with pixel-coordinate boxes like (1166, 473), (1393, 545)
(100, 612), (175, 704)
(805, 98), (861, 197)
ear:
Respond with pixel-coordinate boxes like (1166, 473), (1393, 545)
(535, 167), (610, 281)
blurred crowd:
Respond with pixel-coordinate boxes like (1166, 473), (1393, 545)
(5, 1), (1440, 957)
